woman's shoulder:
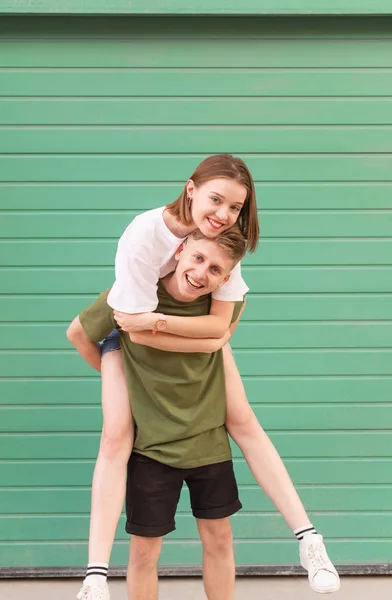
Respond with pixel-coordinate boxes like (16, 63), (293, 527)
(131, 206), (165, 230)
(120, 206), (165, 241)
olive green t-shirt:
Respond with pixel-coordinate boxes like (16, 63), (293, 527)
(79, 282), (243, 469)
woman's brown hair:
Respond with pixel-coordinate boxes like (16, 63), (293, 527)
(166, 154), (259, 253)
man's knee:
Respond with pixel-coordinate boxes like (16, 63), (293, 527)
(199, 519), (233, 555)
(129, 536), (162, 571)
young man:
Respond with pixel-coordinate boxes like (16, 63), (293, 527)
(67, 227), (247, 600)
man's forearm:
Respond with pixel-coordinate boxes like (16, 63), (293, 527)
(66, 316), (102, 372)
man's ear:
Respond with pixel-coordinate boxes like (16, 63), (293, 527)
(217, 273), (231, 288)
(174, 242), (186, 261)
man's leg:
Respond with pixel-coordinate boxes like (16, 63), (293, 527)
(197, 518), (235, 600)
(186, 460), (241, 600)
(125, 454), (184, 599)
(127, 536), (162, 600)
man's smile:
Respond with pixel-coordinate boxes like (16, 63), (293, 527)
(185, 274), (204, 289)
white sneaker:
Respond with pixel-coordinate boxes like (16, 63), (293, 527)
(76, 577), (110, 600)
(299, 533), (340, 594)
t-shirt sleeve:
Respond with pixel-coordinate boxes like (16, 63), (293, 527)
(212, 261), (249, 302)
(231, 299), (245, 323)
(107, 220), (161, 313)
(79, 289), (118, 342)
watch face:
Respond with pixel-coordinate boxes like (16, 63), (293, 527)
(156, 319), (166, 331)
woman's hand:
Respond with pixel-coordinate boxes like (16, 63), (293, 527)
(113, 310), (157, 332)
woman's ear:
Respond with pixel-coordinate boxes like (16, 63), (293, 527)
(186, 179), (195, 200)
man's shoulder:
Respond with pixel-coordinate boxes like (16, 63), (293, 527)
(79, 289), (116, 343)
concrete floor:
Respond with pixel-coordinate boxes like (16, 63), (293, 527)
(0, 577), (391, 600)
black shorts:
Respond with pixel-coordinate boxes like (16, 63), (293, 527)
(125, 452), (242, 538)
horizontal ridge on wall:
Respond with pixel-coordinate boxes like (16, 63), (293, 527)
(0, 1), (391, 16)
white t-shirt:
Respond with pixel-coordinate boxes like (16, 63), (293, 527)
(107, 206), (249, 313)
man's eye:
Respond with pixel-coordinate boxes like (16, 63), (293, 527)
(194, 255), (202, 261)
(211, 267), (220, 274)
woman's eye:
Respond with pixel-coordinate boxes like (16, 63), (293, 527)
(232, 206), (240, 212)
(211, 197), (220, 203)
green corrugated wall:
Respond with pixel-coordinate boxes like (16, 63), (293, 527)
(1, 15), (392, 570)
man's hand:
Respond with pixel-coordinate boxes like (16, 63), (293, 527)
(113, 310), (157, 333)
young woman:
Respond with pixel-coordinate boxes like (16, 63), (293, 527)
(70, 155), (340, 599)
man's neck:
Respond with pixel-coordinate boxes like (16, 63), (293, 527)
(160, 272), (185, 302)
(161, 271), (199, 303)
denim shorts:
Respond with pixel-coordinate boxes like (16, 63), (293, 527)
(100, 329), (121, 357)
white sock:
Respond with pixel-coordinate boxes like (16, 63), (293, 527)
(293, 524), (317, 541)
(85, 562), (109, 586)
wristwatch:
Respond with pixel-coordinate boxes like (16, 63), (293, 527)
(153, 313), (167, 333)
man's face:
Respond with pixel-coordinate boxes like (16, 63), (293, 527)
(173, 237), (233, 301)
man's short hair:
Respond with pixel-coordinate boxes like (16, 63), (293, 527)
(188, 225), (247, 267)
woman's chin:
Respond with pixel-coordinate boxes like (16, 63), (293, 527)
(197, 221), (223, 238)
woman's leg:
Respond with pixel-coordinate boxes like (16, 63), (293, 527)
(223, 343), (310, 530)
(88, 349), (133, 563)
(78, 345), (133, 600)
(223, 344), (340, 594)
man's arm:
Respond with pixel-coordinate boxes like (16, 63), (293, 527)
(66, 289), (117, 370)
(66, 316), (102, 372)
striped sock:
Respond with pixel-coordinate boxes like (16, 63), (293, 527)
(85, 562), (109, 585)
(293, 525), (317, 541)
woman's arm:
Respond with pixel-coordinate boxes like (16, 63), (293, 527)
(129, 300), (245, 353)
(163, 297), (248, 339)
(163, 299), (235, 338)
(113, 310), (157, 332)
(129, 329), (231, 353)
(114, 299), (234, 339)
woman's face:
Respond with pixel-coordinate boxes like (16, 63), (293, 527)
(187, 177), (247, 238)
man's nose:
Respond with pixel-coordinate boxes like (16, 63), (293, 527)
(195, 265), (208, 281)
